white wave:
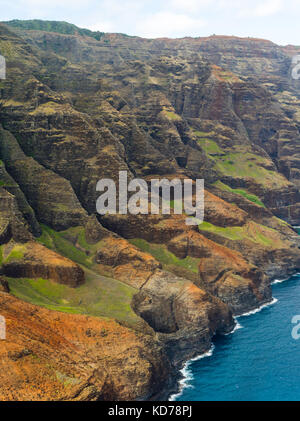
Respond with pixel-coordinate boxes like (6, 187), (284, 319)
(224, 318), (243, 335)
(271, 272), (300, 285)
(238, 297), (278, 317)
(169, 345), (215, 401)
(170, 291), (282, 400)
(272, 277), (289, 285)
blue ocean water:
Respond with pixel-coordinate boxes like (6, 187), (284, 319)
(174, 274), (300, 401)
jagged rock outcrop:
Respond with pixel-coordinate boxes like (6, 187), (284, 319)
(133, 269), (234, 363)
(0, 127), (88, 230)
(1, 241), (85, 287)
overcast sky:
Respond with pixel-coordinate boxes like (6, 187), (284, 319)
(0, 0), (298, 45)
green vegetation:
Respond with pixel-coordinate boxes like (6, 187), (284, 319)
(3, 20), (104, 40)
(37, 224), (95, 268)
(6, 273), (142, 327)
(3, 244), (25, 263)
(194, 130), (215, 138)
(55, 371), (81, 387)
(214, 181), (265, 207)
(30, 102), (62, 115)
(211, 150), (289, 188)
(199, 221), (245, 241)
(0, 40), (17, 58)
(161, 109), (181, 121)
(129, 238), (199, 273)
(193, 130), (224, 155)
(32, 224), (146, 327)
(198, 221), (278, 247)
(193, 133), (289, 189)
(198, 138), (223, 154)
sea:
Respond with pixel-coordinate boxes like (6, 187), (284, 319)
(173, 272), (300, 401)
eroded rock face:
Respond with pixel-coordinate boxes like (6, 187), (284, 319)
(84, 215), (111, 244)
(0, 21), (300, 400)
(167, 231), (271, 314)
(95, 236), (161, 289)
(0, 187), (33, 243)
(204, 190), (248, 227)
(0, 127), (88, 230)
(1, 242), (85, 287)
(0, 292), (170, 401)
(0, 277), (9, 293)
(133, 270), (234, 363)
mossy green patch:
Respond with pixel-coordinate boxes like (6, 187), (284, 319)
(4, 20), (104, 41)
(198, 220), (278, 247)
(29, 101), (61, 115)
(214, 181), (265, 207)
(129, 238), (199, 274)
(193, 130), (215, 138)
(0, 40), (17, 59)
(34, 225), (145, 328)
(37, 224), (93, 268)
(160, 108), (181, 121)
(4, 245), (25, 263)
(211, 150), (289, 188)
(6, 272), (143, 328)
(198, 138), (223, 155)
(199, 221), (245, 241)
(55, 371), (81, 387)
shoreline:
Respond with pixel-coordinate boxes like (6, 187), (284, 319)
(167, 273), (297, 402)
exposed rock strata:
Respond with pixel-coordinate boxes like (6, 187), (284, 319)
(1, 241), (85, 287)
(0, 21), (300, 400)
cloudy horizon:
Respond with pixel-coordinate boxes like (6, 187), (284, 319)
(0, 0), (299, 46)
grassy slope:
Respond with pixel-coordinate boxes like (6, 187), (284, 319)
(6, 272), (141, 327)
(3, 20), (104, 40)
(129, 238), (199, 282)
(6, 224), (144, 329)
(198, 220), (281, 247)
(195, 130), (289, 189)
(214, 180), (265, 207)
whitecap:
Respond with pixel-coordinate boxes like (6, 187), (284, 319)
(169, 345), (215, 401)
(272, 278), (289, 285)
(224, 318), (243, 335)
(238, 297), (278, 317)
(170, 292), (281, 400)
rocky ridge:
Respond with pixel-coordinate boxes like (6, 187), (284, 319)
(0, 21), (300, 400)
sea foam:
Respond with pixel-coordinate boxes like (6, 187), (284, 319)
(169, 345), (215, 401)
(170, 295), (280, 400)
(238, 297), (278, 317)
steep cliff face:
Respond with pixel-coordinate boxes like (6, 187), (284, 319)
(0, 20), (300, 400)
(0, 290), (170, 401)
